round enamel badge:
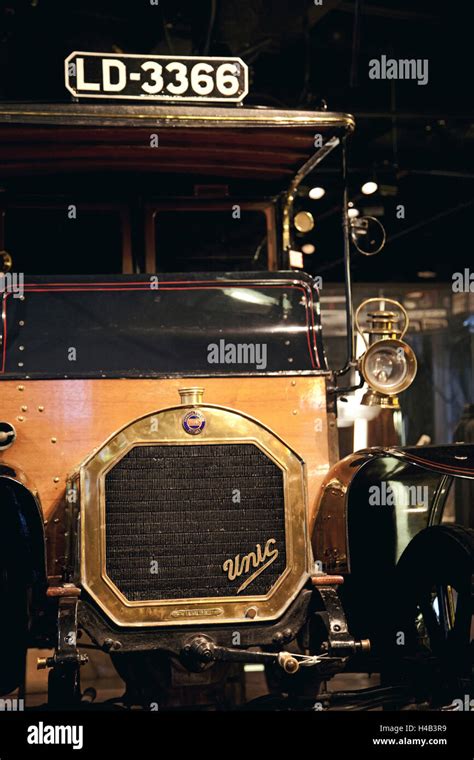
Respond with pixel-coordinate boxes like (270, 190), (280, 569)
(182, 410), (206, 435)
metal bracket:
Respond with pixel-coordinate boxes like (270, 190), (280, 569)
(313, 585), (370, 656)
(38, 587), (88, 706)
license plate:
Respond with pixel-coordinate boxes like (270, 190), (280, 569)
(64, 51), (248, 103)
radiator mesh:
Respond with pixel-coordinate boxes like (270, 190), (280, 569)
(104, 444), (286, 601)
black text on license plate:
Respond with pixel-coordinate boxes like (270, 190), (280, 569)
(64, 52), (248, 103)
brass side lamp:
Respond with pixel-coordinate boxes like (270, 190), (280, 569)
(355, 298), (417, 409)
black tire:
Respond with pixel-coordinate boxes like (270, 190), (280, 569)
(389, 524), (473, 703)
(0, 506), (30, 695)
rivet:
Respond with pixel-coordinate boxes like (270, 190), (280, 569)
(19, 321), (25, 326)
(21, 405), (27, 412)
(38, 405), (44, 412)
(288, 357), (293, 363)
(53, 477), (60, 483)
(292, 409), (298, 415)
(17, 415), (24, 422)
(53, 518), (59, 523)
(19, 296), (25, 301)
(51, 437), (57, 444)
(19, 345), (24, 351)
(17, 385), (24, 391)
(285, 340), (290, 346)
(291, 380), (296, 387)
(245, 606), (258, 619)
(18, 362), (24, 367)
(43, 520), (48, 526)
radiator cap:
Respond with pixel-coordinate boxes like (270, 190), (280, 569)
(178, 387), (204, 405)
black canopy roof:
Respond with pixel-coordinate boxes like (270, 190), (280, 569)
(0, 103), (354, 185)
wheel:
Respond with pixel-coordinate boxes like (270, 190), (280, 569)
(0, 505), (30, 695)
(389, 525), (473, 704)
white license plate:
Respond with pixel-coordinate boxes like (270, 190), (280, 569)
(65, 51), (248, 103)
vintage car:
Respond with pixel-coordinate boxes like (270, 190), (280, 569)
(0, 53), (472, 710)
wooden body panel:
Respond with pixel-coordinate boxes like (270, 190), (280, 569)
(0, 376), (331, 530)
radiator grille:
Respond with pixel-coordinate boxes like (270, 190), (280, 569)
(104, 444), (287, 601)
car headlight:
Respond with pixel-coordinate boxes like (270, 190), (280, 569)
(360, 339), (417, 396)
(355, 298), (418, 408)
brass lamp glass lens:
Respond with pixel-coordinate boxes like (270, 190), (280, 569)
(364, 346), (407, 391)
(360, 339), (417, 397)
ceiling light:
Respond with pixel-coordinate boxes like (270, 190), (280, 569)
(294, 210), (315, 233)
(361, 181), (378, 195)
(302, 244), (315, 254)
(309, 186), (325, 200)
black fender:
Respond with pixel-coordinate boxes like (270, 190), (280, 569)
(374, 443), (474, 479)
(313, 443), (474, 648)
(0, 464), (47, 693)
(0, 463), (47, 605)
(314, 443), (474, 573)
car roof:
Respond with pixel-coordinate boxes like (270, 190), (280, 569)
(0, 103), (354, 184)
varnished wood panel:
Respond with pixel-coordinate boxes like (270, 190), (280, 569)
(0, 376), (330, 526)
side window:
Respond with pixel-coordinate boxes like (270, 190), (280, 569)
(5, 205), (130, 274)
(147, 206), (275, 273)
